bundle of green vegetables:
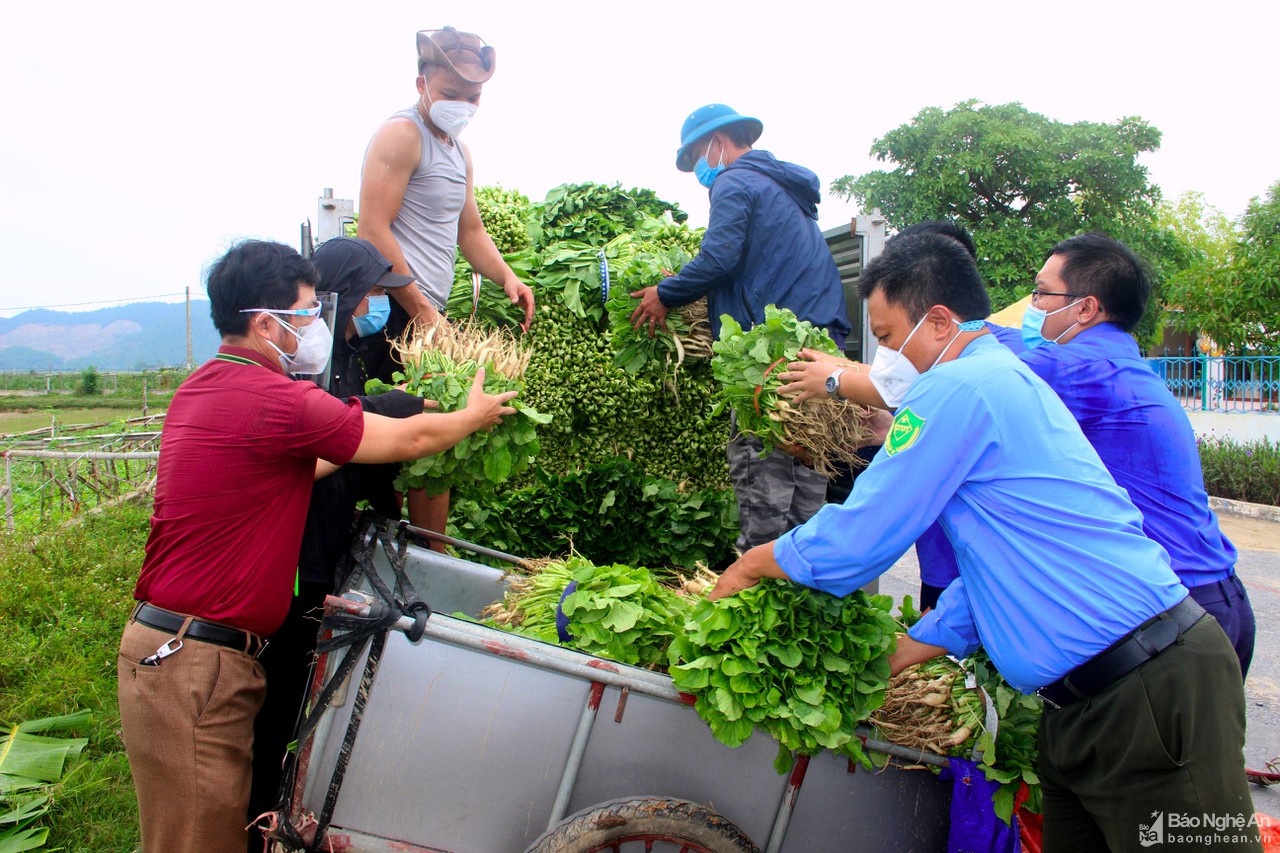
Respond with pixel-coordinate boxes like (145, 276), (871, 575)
(875, 597), (1043, 822)
(448, 459), (738, 573)
(531, 182), (686, 247)
(711, 306), (876, 477)
(481, 556), (704, 669)
(447, 248), (536, 330)
(667, 580), (899, 772)
(970, 652), (1043, 821)
(367, 320), (551, 496)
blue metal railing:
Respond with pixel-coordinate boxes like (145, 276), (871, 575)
(1146, 354), (1280, 413)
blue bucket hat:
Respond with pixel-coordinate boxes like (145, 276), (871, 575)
(675, 104), (763, 172)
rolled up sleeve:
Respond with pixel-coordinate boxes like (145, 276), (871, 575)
(908, 577), (981, 658)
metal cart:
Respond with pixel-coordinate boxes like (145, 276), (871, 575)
(279, 521), (950, 852)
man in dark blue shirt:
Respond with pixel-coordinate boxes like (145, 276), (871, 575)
(1019, 233), (1255, 675)
(630, 104), (850, 554)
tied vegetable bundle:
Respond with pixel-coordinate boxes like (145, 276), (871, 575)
(873, 598), (1043, 823)
(368, 320), (551, 496)
(601, 221), (713, 376)
(446, 185), (537, 329)
(711, 306), (876, 477)
(481, 556), (708, 669)
(667, 580), (899, 772)
(874, 658), (983, 756)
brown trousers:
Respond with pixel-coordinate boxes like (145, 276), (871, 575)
(118, 619), (267, 853)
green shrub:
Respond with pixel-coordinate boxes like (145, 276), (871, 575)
(1199, 437), (1280, 506)
(77, 366), (100, 396)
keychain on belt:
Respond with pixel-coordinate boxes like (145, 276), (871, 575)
(140, 638), (183, 666)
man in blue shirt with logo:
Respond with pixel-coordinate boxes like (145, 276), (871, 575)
(711, 233), (1257, 852)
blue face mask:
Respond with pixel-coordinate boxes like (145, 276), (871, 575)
(352, 294), (391, 338)
(1021, 302), (1078, 349)
(694, 138), (726, 189)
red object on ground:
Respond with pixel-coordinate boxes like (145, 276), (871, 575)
(1014, 780), (1042, 853)
(1259, 812), (1280, 852)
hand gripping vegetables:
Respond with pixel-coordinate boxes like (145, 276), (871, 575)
(711, 306), (877, 477)
(367, 320), (551, 496)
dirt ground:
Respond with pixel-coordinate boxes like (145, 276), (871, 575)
(1220, 514), (1280, 555)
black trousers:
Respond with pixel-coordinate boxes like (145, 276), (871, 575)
(1188, 573), (1256, 677)
(1038, 615), (1260, 853)
(246, 581), (330, 852)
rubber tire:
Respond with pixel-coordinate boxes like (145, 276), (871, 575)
(525, 796), (760, 853)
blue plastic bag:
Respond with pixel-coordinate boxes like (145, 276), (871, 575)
(939, 757), (1021, 853)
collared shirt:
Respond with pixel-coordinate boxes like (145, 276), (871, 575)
(773, 335), (1186, 692)
(1020, 323), (1237, 588)
(134, 345), (365, 636)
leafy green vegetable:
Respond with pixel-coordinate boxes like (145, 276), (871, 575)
(710, 305), (841, 449)
(449, 459), (738, 572)
(447, 247), (537, 330)
(882, 598), (1043, 822)
(532, 183), (687, 248)
(668, 581), (898, 769)
(367, 336), (548, 496)
(482, 556), (697, 669)
(474, 185), (533, 254)
(970, 652), (1043, 821)
(560, 561), (694, 668)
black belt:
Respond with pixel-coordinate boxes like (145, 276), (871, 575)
(133, 603), (268, 657)
(1037, 597), (1205, 709)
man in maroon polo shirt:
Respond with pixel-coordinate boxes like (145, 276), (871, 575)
(116, 239), (516, 853)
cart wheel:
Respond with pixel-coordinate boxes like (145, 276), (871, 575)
(525, 796), (760, 853)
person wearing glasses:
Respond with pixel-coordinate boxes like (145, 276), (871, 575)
(711, 233), (1257, 853)
(780, 229), (1256, 675)
(116, 240), (517, 853)
(357, 25), (534, 550)
(1016, 233), (1255, 676)
(246, 237), (429, 849)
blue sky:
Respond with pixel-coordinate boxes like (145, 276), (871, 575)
(2, 0), (1277, 317)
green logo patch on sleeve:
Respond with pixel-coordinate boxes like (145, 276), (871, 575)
(884, 408), (926, 456)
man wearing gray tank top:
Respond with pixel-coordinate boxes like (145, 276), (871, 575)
(358, 27), (534, 330)
(358, 26), (535, 543)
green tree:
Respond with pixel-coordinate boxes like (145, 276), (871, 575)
(77, 366), (100, 396)
(1163, 182), (1280, 353)
(831, 101), (1176, 314)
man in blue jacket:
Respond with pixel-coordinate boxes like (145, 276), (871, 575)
(631, 104), (850, 553)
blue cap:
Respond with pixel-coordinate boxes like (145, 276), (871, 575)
(675, 104), (763, 172)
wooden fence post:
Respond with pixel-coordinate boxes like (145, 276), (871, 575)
(3, 453), (13, 533)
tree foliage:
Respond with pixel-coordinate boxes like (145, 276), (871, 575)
(1163, 182), (1280, 353)
(831, 101), (1173, 312)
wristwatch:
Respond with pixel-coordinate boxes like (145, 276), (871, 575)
(825, 368), (846, 401)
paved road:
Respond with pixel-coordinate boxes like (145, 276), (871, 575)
(876, 512), (1280, 814)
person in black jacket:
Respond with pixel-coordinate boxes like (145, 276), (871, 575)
(247, 237), (427, 847)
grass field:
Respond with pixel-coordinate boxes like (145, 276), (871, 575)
(1, 501), (149, 851)
(0, 406), (166, 435)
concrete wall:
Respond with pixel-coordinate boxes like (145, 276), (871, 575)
(1187, 412), (1280, 442)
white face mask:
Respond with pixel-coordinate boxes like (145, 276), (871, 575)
(266, 314), (333, 375)
(868, 313), (983, 408)
(423, 88), (477, 138)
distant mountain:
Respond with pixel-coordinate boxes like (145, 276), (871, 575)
(0, 301), (222, 371)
